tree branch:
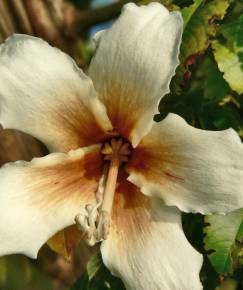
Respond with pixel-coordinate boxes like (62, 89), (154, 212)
(64, 0), (140, 35)
(79, 0), (140, 27)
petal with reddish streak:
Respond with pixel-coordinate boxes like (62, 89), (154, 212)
(127, 113), (243, 214)
(101, 174), (203, 290)
(0, 144), (102, 258)
(88, 3), (183, 147)
(0, 34), (112, 152)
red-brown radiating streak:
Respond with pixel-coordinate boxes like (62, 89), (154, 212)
(127, 145), (185, 185)
(28, 148), (103, 210)
(111, 171), (151, 238)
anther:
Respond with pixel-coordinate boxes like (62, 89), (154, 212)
(75, 201), (102, 246)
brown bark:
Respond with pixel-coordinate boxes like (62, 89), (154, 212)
(0, 1), (15, 37)
(0, 128), (46, 165)
(24, 0), (68, 52)
(10, 0), (34, 34)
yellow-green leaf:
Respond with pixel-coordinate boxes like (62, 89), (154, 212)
(212, 15), (243, 94)
(213, 41), (243, 94)
(174, 0), (230, 89)
(204, 208), (243, 274)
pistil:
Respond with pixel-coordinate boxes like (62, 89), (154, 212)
(75, 138), (131, 246)
(100, 139), (123, 213)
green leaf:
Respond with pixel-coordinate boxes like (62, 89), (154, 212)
(182, 0), (230, 54)
(174, 0), (230, 89)
(220, 14), (243, 48)
(203, 61), (229, 102)
(71, 253), (125, 290)
(199, 104), (243, 131)
(204, 208), (243, 274)
(212, 15), (243, 94)
(213, 41), (243, 94)
(199, 57), (229, 102)
(181, 0), (203, 28)
(159, 55), (230, 126)
(71, 272), (89, 290)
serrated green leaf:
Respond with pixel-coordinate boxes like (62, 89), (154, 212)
(200, 57), (229, 101)
(213, 41), (243, 94)
(181, 0), (203, 28)
(220, 15), (243, 48)
(174, 0), (230, 89)
(227, 0), (243, 22)
(204, 208), (243, 274)
(182, 0), (229, 65)
(212, 15), (243, 94)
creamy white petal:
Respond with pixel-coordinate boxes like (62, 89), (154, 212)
(88, 3), (183, 147)
(0, 144), (102, 258)
(91, 29), (105, 50)
(101, 174), (203, 290)
(127, 113), (243, 214)
(0, 34), (112, 152)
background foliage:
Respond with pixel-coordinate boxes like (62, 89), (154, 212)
(0, 0), (243, 289)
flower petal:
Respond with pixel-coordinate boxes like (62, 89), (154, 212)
(101, 174), (203, 290)
(0, 144), (102, 258)
(0, 34), (112, 152)
(88, 3), (183, 147)
(127, 113), (243, 214)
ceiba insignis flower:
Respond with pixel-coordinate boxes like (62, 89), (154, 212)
(0, 2), (243, 290)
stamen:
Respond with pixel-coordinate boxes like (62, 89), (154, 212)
(75, 138), (131, 246)
(75, 201), (102, 246)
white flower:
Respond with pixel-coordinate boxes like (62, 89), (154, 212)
(0, 3), (243, 290)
